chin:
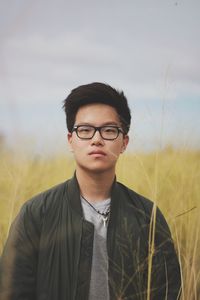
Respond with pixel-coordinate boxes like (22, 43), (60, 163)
(79, 162), (115, 174)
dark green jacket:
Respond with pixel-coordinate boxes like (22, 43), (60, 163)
(0, 175), (181, 300)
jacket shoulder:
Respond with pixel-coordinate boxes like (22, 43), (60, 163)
(25, 180), (68, 208)
(17, 180), (69, 230)
(117, 182), (169, 229)
(117, 181), (154, 215)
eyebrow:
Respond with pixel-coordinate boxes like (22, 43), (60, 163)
(75, 122), (120, 126)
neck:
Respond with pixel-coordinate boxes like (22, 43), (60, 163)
(76, 168), (115, 202)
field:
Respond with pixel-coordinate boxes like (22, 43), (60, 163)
(0, 146), (199, 299)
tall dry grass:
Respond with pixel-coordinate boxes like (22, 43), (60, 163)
(117, 148), (200, 299)
(0, 146), (199, 299)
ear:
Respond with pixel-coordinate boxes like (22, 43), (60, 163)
(121, 135), (129, 153)
(67, 132), (73, 152)
(67, 132), (72, 143)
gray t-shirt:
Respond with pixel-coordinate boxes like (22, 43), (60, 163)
(81, 196), (111, 300)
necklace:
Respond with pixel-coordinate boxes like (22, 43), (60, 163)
(81, 195), (110, 227)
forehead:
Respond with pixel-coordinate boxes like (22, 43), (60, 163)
(75, 103), (120, 125)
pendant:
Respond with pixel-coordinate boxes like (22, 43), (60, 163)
(102, 216), (108, 227)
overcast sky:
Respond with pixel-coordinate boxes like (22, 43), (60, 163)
(0, 0), (200, 154)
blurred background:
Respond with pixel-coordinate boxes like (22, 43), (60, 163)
(0, 2), (200, 297)
(0, 0), (199, 156)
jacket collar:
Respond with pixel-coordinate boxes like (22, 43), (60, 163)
(67, 172), (120, 218)
(67, 173), (83, 217)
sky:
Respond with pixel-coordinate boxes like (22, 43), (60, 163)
(0, 0), (200, 155)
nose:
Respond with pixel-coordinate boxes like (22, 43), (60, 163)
(91, 129), (104, 144)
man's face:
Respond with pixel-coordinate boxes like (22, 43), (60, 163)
(68, 103), (129, 174)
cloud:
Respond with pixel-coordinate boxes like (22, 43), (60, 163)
(0, 0), (199, 151)
(1, 27), (199, 106)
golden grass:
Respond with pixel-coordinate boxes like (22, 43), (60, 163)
(117, 148), (200, 299)
(0, 147), (199, 299)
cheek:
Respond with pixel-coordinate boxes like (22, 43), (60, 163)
(71, 141), (87, 155)
(107, 143), (123, 159)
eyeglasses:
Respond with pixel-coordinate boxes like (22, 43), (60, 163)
(72, 125), (124, 140)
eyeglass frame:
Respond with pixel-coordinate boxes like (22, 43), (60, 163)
(71, 125), (124, 140)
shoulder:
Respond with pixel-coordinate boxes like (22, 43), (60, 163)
(117, 182), (174, 245)
(116, 181), (169, 228)
(23, 180), (68, 211)
(117, 181), (153, 214)
(16, 180), (69, 229)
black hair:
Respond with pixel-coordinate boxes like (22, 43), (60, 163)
(62, 82), (131, 134)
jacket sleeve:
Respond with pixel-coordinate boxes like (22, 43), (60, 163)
(0, 201), (41, 300)
(149, 206), (182, 300)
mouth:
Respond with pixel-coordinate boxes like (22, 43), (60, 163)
(89, 150), (106, 157)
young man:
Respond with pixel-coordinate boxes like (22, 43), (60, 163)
(0, 82), (181, 300)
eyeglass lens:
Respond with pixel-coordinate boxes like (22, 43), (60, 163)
(76, 125), (120, 140)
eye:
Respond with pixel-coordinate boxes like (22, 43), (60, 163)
(78, 126), (93, 133)
(103, 126), (117, 133)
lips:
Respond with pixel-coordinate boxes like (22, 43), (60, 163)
(89, 150), (106, 156)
